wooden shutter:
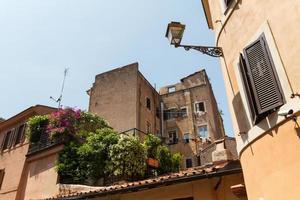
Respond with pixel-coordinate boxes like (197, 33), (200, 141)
(243, 34), (284, 120)
(7, 129), (16, 149)
(239, 54), (259, 124)
(0, 133), (8, 151)
(224, 0), (233, 6)
(0, 169), (4, 189)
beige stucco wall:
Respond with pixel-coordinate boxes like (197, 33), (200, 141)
(160, 70), (224, 167)
(89, 63), (139, 133)
(0, 105), (56, 200)
(20, 146), (63, 200)
(88, 173), (243, 200)
(205, 0), (300, 152)
(0, 144), (28, 200)
(89, 63), (161, 135)
(240, 115), (300, 200)
(136, 72), (161, 136)
(203, 0), (300, 199)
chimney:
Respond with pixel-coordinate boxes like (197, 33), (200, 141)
(212, 139), (233, 163)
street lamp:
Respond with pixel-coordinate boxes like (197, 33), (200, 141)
(165, 22), (223, 57)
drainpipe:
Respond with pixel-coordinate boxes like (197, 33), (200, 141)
(160, 102), (164, 138)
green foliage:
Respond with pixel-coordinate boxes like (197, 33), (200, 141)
(157, 146), (182, 174)
(144, 134), (161, 158)
(0, 117), (5, 122)
(26, 115), (49, 143)
(56, 141), (86, 183)
(76, 112), (110, 139)
(108, 136), (147, 181)
(77, 128), (119, 182)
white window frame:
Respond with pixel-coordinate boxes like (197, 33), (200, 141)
(194, 101), (206, 113)
(167, 86), (176, 93)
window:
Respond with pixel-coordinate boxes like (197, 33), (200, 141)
(183, 133), (190, 143)
(198, 125), (208, 139)
(186, 158), (193, 168)
(146, 97), (151, 110)
(168, 130), (178, 144)
(239, 34), (284, 124)
(164, 108), (177, 120)
(195, 102), (205, 113)
(15, 124), (25, 145)
(197, 156), (201, 166)
(146, 122), (151, 134)
(0, 169), (4, 190)
(1, 130), (13, 151)
(179, 107), (187, 117)
(168, 86), (176, 93)
(224, 0), (233, 7)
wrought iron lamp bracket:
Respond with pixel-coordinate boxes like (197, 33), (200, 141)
(175, 44), (223, 57)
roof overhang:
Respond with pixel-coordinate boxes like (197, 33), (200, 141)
(201, 0), (214, 29)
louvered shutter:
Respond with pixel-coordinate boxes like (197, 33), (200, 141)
(0, 169), (4, 189)
(224, 0), (233, 6)
(243, 34), (284, 117)
(0, 133), (7, 151)
(239, 54), (259, 124)
(8, 129), (16, 149)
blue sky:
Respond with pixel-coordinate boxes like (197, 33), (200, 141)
(0, 0), (234, 136)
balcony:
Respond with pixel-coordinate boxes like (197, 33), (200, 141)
(27, 135), (68, 156)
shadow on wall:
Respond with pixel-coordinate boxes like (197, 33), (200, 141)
(232, 92), (251, 140)
(29, 158), (55, 178)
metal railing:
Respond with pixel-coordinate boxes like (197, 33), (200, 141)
(27, 135), (67, 156)
(119, 128), (166, 144)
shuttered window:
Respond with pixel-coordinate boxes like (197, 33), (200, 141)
(15, 124), (26, 145)
(0, 169), (4, 190)
(224, 0), (233, 7)
(1, 131), (13, 150)
(240, 34), (284, 124)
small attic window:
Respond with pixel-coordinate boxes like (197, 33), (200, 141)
(168, 86), (176, 93)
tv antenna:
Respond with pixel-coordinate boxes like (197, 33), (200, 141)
(50, 68), (69, 108)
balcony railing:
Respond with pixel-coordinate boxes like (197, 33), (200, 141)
(27, 135), (68, 156)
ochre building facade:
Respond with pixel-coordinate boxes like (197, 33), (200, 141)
(88, 63), (226, 168)
(202, 0), (300, 199)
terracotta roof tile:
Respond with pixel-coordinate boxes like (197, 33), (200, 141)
(45, 160), (241, 200)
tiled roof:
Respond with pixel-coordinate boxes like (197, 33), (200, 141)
(45, 160), (241, 200)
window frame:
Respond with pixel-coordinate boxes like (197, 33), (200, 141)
(168, 130), (178, 145)
(194, 101), (206, 113)
(179, 106), (188, 118)
(185, 158), (193, 168)
(164, 107), (178, 121)
(183, 133), (190, 143)
(168, 86), (176, 93)
(14, 124), (26, 145)
(146, 97), (151, 110)
(240, 33), (284, 125)
(197, 125), (208, 139)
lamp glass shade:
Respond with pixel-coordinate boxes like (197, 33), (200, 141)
(166, 22), (185, 46)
